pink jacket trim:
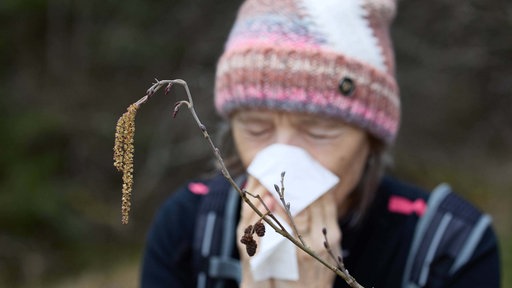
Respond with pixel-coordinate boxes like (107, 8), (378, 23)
(188, 182), (210, 195)
(388, 195), (427, 216)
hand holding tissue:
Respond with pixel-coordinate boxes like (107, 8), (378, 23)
(237, 144), (342, 287)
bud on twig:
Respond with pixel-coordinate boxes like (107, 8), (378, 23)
(172, 102), (181, 118)
(164, 83), (173, 95)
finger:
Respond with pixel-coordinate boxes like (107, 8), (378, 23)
(240, 177), (267, 219)
(238, 178), (276, 288)
(261, 192), (277, 212)
(293, 204), (311, 235)
(321, 192), (341, 241)
(309, 194), (327, 246)
(246, 176), (282, 215)
(322, 191), (338, 223)
(244, 175), (267, 195)
(319, 192), (342, 257)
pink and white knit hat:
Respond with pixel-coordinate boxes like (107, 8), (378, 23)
(214, 0), (400, 144)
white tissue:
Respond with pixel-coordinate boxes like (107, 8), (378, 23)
(246, 143), (340, 281)
(247, 143), (339, 216)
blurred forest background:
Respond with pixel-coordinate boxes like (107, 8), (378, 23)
(0, 0), (511, 287)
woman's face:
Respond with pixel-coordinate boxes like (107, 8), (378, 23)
(231, 109), (370, 213)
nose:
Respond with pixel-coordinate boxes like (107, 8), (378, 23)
(274, 125), (300, 147)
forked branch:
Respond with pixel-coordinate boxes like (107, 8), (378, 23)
(113, 79), (364, 288)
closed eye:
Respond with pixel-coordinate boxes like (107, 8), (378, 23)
(296, 118), (344, 141)
(245, 125), (272, 137)
(302, 127), (342, 140)
(232, 115), (274, 139)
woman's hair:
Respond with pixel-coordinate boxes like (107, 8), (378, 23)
(348, 135), (389, 225)
(215, 120), (390, 226)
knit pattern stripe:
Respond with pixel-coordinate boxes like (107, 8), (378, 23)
(215, 46), (399, 143)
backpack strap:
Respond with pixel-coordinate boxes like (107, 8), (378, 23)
(402, 183), (492, 287)
(193, 176), (244, 288)
(208, 182), (242, 284)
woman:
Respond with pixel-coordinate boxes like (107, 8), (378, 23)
(141, 0), (500, 287)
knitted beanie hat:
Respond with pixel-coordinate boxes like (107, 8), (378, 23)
(214, 0), (400, 144)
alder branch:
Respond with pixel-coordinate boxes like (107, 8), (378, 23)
(120, 78), (364, 288)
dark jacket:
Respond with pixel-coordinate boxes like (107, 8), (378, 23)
(141, 175), (500, 287)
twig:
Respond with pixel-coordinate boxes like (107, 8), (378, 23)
(127, 79), (364, 288)
(243, 189), (289, 233)
(275, 172), (306, 246)
(323, 227), (343, 269)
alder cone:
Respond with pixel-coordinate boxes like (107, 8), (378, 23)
(245, 239), (257, 257)
(240, 234), (252, 245)
(254, 221), (265, 237)
(244, 225), (253, 235)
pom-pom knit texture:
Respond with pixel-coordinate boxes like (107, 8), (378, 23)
(215, 0), (400, 144)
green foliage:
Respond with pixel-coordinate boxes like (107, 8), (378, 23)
(0, 0), (46, 13)
(1, 112), (65, 230)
